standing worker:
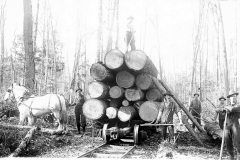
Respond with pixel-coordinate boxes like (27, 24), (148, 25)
(214, 96), (226, 129)
(223, 90), (240, 160)
(125, 16), (136, 52)
(155, 91), (183, 143)
(189, 93), (202, 131)
(74, 88), (87, 135)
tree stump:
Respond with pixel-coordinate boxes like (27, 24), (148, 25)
(88, 81), (109, 99)
(109, 86), (124, 99)
(104, 49), (126, 70)
(146, 88), (164, 102)
(90, 62), (114, 82)
(124, 50), (158, 77)
(116, 71), (135, 88)
(83, 99), (108, 120)
(118, 106), (138, 122)
(125, 88), (144, 101)
(139, 101), (162, 122)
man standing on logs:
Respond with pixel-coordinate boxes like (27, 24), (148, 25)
(125, 16), (136, 52)
(74, 88), (86, 135)
(223, 91), (240, 160)
(214, 96), (226, 129)
(155, 91), (183, 143)
(189, 93), (202, 131)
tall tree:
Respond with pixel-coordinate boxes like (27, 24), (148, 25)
(96, 0), (102, 62)
(23, 0), (35, 91)
(0, 0), (7, 89)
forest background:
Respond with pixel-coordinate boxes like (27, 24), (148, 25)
(0, 0), (239, 106)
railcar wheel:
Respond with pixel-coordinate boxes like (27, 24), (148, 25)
(134, 125), (140, 145)
(102, 123), (110, 143)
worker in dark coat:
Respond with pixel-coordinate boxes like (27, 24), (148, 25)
(74, 88), (86, 135)
(155, 91), (183, 143)
(214, 96), (226, 129)
(125, 16), (136, 52)
(223, 90), (240, 160)
(189, 93), (202, 130)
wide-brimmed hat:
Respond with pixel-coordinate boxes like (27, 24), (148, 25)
(193, 93), (199, 97)
(75, 88), (82, 92)
(219, 96), (226, 101)
(127, 16), (134, 20)
(227, 90), (239, 98)
(163, 91), (173, 97)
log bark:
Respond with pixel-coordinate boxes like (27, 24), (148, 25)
(122, 99), (129, 106)
(116, 71), (135, 88)
(135, 73), (155, 90)
(9, 127), (37, 157)
(204, 121), (223, 140)
(90, 62), (114, 82)
(88, 81), (109, 99)
(104, 49), (126, 70)
(83, 99), (108, 120)
(118, 106), (138, 122)
(124, 50), (158, 77)
(139, 101), (162, 122)
(153, 78), (205, 133)
(109, 86), (124, 99)
(125, 88), (144, 101)
(106, 107), (118, 119)
(146, 88), (164, 102)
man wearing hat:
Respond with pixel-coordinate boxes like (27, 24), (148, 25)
(214, 96), (226, 129)
(189, 93), (202, 131)
(223, 90), (240, 160)
(74, 88), (86, 135)
(125, 16), (136, 52)
(155, 91), (183, 143)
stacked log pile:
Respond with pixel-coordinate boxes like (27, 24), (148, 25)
(83, 49), (165, 124)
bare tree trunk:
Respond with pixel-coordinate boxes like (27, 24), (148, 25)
(23, 0), (35, 91)
(217, 0), (229, 100)
(33, 0), (39, 55)
(96, 0), (102, 62)
(115, 0), (119, 49)
(44, 19), (50, 93)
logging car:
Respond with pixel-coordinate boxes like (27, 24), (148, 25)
(83, 49), (171, 144)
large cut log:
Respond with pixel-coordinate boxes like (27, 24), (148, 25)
(204, 120), (223, 140)
(9, 127), (37, 157)
(116, 71), (135, 88)
(83, 99), (108, 120)
(139, 101), (162, 122)
(90, 62), (114, 82)
(118, 106), (138, 122)
(125, 88), (144, 101)
(109, 86), (124, 99)
(152, 77), (205, 133)
(88, 81), (109, 99)
(106, 107), (118, 119)
(124, 50), (158, 78)
(135, 73), (155, 90)
(122, 99), (129, 106)
(104, 49), (126, 71)
(146, 88), (164, 102)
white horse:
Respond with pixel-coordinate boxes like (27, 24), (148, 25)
(4, 83), (68, 131)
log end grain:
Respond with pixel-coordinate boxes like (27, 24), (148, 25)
(104, 49), (124, 70)
(116, 71), (135, 88)
(90, 63), (114, 82)
(106, 107), (118, 119)
(83, 99), (107, 120)
(118, 106), (137, 122)
(125, 88), (144, 101)
(125, 50), (147, 71)
(146, 88), (164, 102)
(135, 73), (153, 90)
(109, 86), (124, 99)
(139, 101), (162, 122)
(88, 81), (109, 99)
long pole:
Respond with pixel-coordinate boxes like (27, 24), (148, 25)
(219, 112), (228, 160)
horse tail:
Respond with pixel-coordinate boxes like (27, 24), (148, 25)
(56, 94), (68, 130)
